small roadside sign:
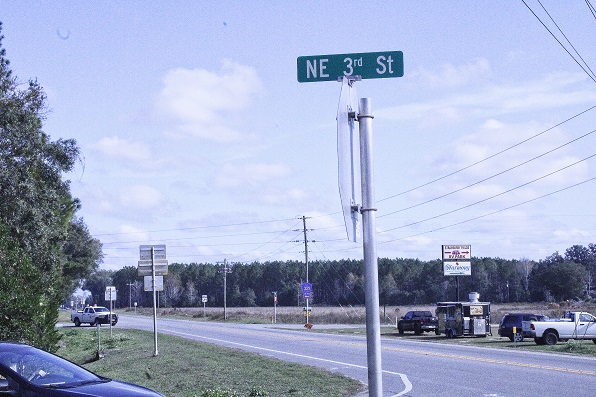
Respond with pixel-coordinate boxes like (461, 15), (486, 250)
(442, 245), (471, 260)
(138, 264), (169, 277)
(201, 295), (208, 303)
(144, 276), (164, 291)
(139, 244), (166, 260)
(104, 286), (117, 301)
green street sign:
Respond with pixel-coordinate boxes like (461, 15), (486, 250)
(297, 51), (403, 82)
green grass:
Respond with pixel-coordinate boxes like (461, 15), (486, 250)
(57, 328), (364, 397)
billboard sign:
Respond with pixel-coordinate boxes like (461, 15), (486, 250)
(443, 261), (472, 276)
(442, 245), (471, 260)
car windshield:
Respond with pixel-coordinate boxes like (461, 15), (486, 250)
(0, 344), (104, 387)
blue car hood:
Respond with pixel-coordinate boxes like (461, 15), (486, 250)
(38, 379), (164, 397)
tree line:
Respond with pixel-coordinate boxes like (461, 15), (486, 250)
(82, 243), (595, 310)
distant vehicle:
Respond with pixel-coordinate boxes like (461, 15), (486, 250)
(397, 311), (439, 335)
(0, 341), (165, 396)
(71, 306), (118, 327)
(498, 313), (549, 341)
(436, 292), (492, 338)
(530, 311), (596, 345)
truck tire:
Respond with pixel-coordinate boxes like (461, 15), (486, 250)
(543, 331), (558, 345)
(398, 326), (404, 334)
(89, 320), (95, 327)
(435, 328), (440, 336)
(74, 318), (81, 327)
(414, 324), (422, 335)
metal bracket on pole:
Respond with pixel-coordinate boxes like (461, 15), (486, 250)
(359, 207), (377, 212)
(337, 75), (362, 85)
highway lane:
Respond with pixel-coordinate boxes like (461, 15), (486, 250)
(116, 315), (596, 396)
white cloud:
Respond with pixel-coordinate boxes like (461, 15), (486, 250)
(409, 58), (491, 89)
(91, 136), (152, 162)
(215, 163), (290, 189)
(260, 188), (309, 205)
(118, 184), (164, 210)
(157, 60), (263, 143)
(117, 224), (150, 241)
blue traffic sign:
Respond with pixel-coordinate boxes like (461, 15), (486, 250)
(301, 282), (312, 299)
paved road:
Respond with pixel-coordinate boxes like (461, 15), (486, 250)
(114, 315), (596, 397)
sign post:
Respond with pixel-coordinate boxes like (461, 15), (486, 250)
(298, 51), (403, 397)
(139, 245), (168, 357)
(272, 292), (278, 324)
(105, 286), (116, 338)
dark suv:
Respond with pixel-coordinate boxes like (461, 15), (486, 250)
(498, 313), (548, 341)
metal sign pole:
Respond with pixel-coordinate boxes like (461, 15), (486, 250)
(358, 98), (383, 397)
(152, 247), (159, 356)
(223, 259), (228, 321)
(109, 290), (113, 338)
(273, 292), (277, 324)
(96, 322), (101, 356)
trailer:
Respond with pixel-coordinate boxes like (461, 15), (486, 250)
(437, 292), (491, 338)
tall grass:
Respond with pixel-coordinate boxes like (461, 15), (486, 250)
(125, 301), (596, 326)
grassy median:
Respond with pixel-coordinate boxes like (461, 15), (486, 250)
(57, 328), (364, 397)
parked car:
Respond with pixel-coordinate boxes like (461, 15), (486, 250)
(397, 310), (439, 335)
(0, 342), (165, 396)
(498, 313), (548, 341)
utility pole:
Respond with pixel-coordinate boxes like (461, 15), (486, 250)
(303, 216), (309, 325)
(298, 216), (315, 325)
(219, 259), (233, 320)
(127, 282), (134, 309)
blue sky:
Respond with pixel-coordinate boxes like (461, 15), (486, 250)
(2, 1), (595, 271)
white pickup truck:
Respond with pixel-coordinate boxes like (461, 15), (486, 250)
(71, 306), (118, 327)
(530, 311), (596, 345)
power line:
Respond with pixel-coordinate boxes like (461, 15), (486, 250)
(93, 216), (299, 237)
(521, 0), (596, 83)
(379, 176), (596, 244)
(377, 105), (596, 204)
(380, 153), (596, 233)
(586, 0), (596, 21)
(536, 0), (596, 79)
(379, 128), (596, 218)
